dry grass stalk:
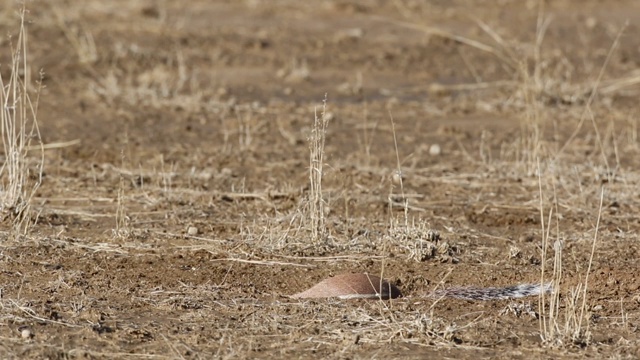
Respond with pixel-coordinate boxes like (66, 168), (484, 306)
(575, 187), (604, 343)
(0, 7), (43, 238)
(555, 23), (626, 164)
(537, 158), (558, 342)
(113, 174), (130, 239)
(381, 2), (630, 174)
(113, 150), (132, 240)
(538, 167), (604, 346)
(307, 94), (330, 243)
(52, 7), (98, 65)
(388, 111), (408, 224)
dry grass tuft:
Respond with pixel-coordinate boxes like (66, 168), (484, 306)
(307, 94), (330, 244)
(0, 7), (43, 238)
(537, 160), (605, 347)
(3, 1), (640, 358)
(52, 6), (98, 65)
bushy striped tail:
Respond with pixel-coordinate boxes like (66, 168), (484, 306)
(430, 282), (553, 301)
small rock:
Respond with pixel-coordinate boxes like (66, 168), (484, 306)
(20, 328), (32, 339)
(429, 144), (441, 156)
(187, 226), (198, 236)
(334, 28), (364, 43)
(391, 170), (404, 186)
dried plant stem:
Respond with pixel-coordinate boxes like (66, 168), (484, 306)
(308, 94), (329, 243)
(0, 7), (43, 238)
(577, 186), (604, 340)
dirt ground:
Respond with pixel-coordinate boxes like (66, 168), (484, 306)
(1, 0), (640, 358)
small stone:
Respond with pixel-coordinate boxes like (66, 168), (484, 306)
(323, 206), (331, 216)
(334, 28), (363, 43)
(429, 144), (441, 156)
(187, 226), (198, 236)
(21, 328), (32, 339)
(391, 170), (404, 186)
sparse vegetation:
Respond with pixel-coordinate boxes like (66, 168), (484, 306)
(1, 1), (639, 358)
(306, 94), (330, 244)
(0, 7), (43, 238)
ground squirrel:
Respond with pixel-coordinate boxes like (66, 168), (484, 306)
(291, 273), (552, 301)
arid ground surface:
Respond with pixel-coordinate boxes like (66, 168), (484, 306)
(1, 0), (640, 358)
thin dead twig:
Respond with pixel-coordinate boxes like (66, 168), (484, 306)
(210, 257), (314, 268)
(370, 15), (515, 68)
(26, 139), (80, 151)
(214, 190), (296, 202)
(6, 299), (82, 328)
(273, 254), (387, 262)
(153, 230), (227, 243)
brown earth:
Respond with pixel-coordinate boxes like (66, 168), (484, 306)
(1, 0), (640, 358)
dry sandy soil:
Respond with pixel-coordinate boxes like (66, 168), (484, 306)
(1, 0), (640, 358)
